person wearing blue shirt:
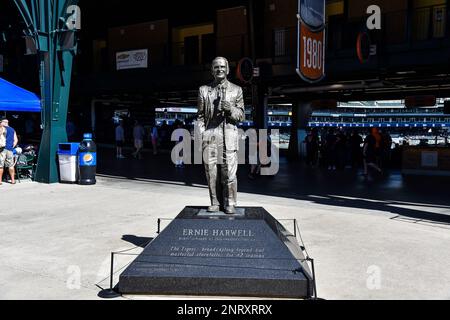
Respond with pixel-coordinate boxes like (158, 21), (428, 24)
(0, 118), (19, 185)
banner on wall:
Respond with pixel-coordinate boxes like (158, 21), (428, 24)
(116, 49), (148, 70)
(297, 0), (326, 83)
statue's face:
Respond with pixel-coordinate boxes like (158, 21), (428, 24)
(212, 58), (228, 81)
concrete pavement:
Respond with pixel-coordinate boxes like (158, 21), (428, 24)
(1, 152), (450, 300)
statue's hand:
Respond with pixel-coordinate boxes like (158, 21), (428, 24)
(222, 101), (233, 113)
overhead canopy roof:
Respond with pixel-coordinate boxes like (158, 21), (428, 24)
(0, 77), (41, 112)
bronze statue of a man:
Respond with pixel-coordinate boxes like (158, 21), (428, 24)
(197, 57), (245, 214)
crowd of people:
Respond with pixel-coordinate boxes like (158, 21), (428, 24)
(110, 118), (402, 179)
(304, 127), (394, 176)
(114, 119), (183, 162)
(112, 119), (272, 175)
(0, 114), (408, 184)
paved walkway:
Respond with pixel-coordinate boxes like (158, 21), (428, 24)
(1, 147), (450, 300)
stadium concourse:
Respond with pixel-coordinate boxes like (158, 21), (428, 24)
(1, 147), (450, 299)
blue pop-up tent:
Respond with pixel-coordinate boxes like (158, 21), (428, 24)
(0, 77), (41, 112)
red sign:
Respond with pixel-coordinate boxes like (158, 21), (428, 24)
(297, 22), (325, 83)
(356, 31), (371, 64)
(236, 58), (254, 84)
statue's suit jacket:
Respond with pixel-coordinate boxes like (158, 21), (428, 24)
(197, 80), (245, 151)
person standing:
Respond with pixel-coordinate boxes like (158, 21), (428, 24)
(115, 121), (125, 159)
(305, 129), (319, 167)
(0, 118), (19, 185)
(151, 121), (159, 155)
(381, 130), (392, 169)
(363, 130), (382, 176)
(132, 120), (145, 159)
(325, 129), (337, 170)
(159, 120), (169, 150)
(371, 127), (383, 167)
(350, 130), (363, 169)
(197, 57), (245, 214)
(335, 129), (347, 170)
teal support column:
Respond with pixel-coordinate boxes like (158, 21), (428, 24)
(12, 0), (79, 183)
(252, 84), (268, 129)
(288, 100), (312, 160)
(35, 49), (75, 183)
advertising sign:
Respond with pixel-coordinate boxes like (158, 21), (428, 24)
(298, 23), (325, 82)
(116, 49), (148, 70)
(297, 0), (326, 83)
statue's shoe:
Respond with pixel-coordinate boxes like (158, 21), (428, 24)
(225, 206), (236, 215)
(207, 205), (220, 213)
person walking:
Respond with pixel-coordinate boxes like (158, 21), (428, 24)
(0, 118), (19, 185)
(151, 121), (159, 155)
(371, 127), (383, 167)
(132, 120), (145, 159)
(115, 121), (125, 159)
(363, 130), (382, 177)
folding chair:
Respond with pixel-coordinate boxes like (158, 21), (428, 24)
(15, 154), (36, 183)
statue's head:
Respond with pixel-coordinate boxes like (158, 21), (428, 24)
(211, 57), (229, 82)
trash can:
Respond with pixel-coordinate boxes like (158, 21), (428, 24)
(58, 143), (80, 183)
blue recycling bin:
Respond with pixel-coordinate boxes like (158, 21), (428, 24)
(58, 143), (80, 183)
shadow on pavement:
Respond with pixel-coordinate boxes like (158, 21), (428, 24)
(121, 235), (154, 248)
(98, 147), (450, 226)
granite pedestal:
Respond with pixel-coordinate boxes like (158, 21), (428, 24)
(118, 207), (314, 298)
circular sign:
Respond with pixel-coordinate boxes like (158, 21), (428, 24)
(356, 31), (371, 64)
(236, 58), (254, 83)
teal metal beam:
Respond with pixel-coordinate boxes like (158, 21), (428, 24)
(30, 1), (39, 37)
(12, 0), (36, 35)
(11, 0), (79, 183)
